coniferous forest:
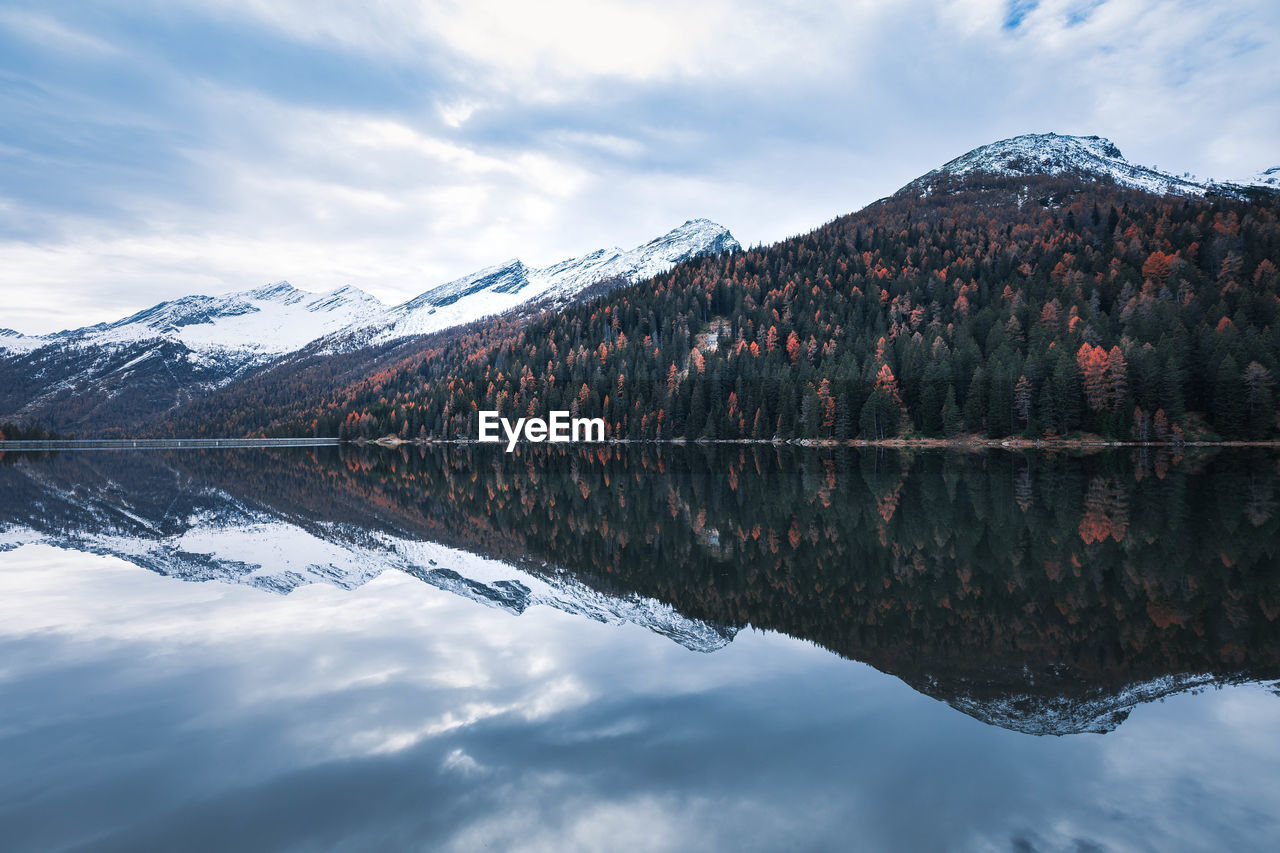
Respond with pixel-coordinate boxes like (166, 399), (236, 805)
(166, 174), (1280, 443)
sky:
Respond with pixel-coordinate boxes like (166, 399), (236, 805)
(1, 0), (1278, 335)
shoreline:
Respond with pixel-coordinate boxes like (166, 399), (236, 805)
(0, 438), (341, 451)
(4, 436), (1278, 452)
(361, 435), (1280, 450)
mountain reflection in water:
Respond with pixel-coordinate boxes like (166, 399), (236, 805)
(2, 444), (1277, 737)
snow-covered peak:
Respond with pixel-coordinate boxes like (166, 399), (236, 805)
(531, 218), (738, 296)
(645, 218), (739, 251)
(228, 280), (382, 314)
(239, 280), (305, 303)
(343, 219), (740, 347)
(301, 284), (383, 314)
(15, 282), (386, 361)
(901, 132), (1212, 198)
(626, 219), (740, 281)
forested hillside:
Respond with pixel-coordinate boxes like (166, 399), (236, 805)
(180, 174), (1280, 442)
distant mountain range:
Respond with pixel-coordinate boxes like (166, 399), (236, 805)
(330, 218), (739, 350)
(0, 220), (738, 434)
(1, 132), (1276, 438)
(0, 281), (383, 360)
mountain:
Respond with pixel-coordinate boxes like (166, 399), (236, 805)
(261, 132), (1279, 444)
(1, 219), (738, 435)
(899, 132), (1274, 199)
(0, 282), (385, 436)
(3, 281), (384, 359)
(8, 132), (1277, 441)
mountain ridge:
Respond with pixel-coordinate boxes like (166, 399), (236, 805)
(320, 218), (740, 352)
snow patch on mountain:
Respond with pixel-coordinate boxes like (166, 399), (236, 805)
(1242, 166), (1280, 190)
(0, 328), (43, 355)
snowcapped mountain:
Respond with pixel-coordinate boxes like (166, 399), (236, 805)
(898, 132), (1275, 199)
(0, 282), (386, 435)
(1, 219), (736, 362)
(1, 218), (737, 433)
(5, 281), (384, 359)
(328, 218), (740, 349)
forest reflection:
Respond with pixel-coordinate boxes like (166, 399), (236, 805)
(4, 443), (1278, 733)
(306, 443), (1280, 733)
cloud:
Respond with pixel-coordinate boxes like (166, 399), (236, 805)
(5, 540), (1280, 852)
(1, 0), (1277, 333)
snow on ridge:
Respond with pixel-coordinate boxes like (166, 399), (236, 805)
(174, 281), (385, 355)
(5, 220), (736, 365)
(404, 259), (531, 310)
(8, 280), (387, 361)
(902, 132), (1240, 198)
(0, 328), (44, 355)
(350, 218), (740, 347)
(394, 539), (737, 653)
(1241, 166), (1280, 189)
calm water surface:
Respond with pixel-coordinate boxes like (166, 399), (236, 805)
(0, 446), (1278, 852)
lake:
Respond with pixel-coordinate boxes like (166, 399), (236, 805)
(1, 445), (1278, 852)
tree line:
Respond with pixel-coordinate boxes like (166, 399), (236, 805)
(172, 174), (1280, 442)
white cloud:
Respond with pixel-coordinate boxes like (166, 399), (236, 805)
(0, 7), (122, 56)
(1, 0), (1277, 332)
